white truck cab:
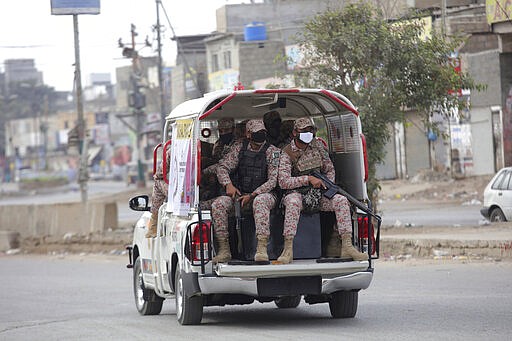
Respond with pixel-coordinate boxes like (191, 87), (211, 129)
(126, 88), (381, 325)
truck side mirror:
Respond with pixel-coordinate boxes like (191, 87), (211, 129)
(129, 195), (151, 212)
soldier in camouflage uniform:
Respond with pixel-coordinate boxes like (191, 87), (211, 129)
(211, 117), (236, 162)
(263, 110), (283, 147)
(211, 119), (281, 263)
(200, 118), (237, 211)
(277, 117), (367, 263)
(146, 146), (171, 238)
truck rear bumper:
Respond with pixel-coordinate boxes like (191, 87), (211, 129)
(198, 270), (373, 296)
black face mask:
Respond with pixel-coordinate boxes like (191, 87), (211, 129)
(251, 131), (267, 143)
(219, 132), (233, 145)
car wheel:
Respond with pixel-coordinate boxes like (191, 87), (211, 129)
(274, 295), (301, 309)
(489, 208), (506, 222)
(175, 265), (203, 325)
(133, 257), (164, 315)
(329, 290), (358, 318)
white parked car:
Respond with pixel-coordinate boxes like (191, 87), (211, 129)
(480, 167), (512, 222)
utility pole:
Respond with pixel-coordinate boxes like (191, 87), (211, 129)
(156, 0), (166, 131)
(50, 0), (99, 203)
(118, 25), (147, 188)
(74, 14), (88, 203)
(131, 24), (146, 188)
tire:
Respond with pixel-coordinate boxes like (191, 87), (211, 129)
(175, 266), (203, 325)
(329, 290), (358, 318)
(133, 257), (164, 315)
(490, 208), (507, 222)
(274, 295), (301, 309)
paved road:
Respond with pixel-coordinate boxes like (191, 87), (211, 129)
(1, 255), (511, 340)
(379, 199), (484, 227)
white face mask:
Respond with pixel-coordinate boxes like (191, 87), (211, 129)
(298, 132), (314, 144)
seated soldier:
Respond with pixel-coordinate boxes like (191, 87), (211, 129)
(277, 117), (367, 263)
(200, 118), (237, 210)
(146, 146), (170, 238)
(211, 119), (281, 263)
(263, 110), (283, 147)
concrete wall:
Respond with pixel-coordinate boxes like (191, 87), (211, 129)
(238, 40), (287, 87)
(405, 113), (430, 177)
(500, 53), (512, 166)
(466, 50), (502, 107)
(375, 124), (398, 180)
(216, 0), (342, 44)
(470, 107), (495, 175)
(0, 201), (117, 238)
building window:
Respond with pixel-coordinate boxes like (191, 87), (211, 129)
(223, 51), (231, 69)
(212, 54), (219, 72)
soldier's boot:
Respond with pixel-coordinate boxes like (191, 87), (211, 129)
(277, 236), (294, 264)
(213, 237), (232, 263)
(145, 211), (158, 238)
(340, 233), (367, 261)
(254, 235), (269, 262)
(326, 229), (341, 258)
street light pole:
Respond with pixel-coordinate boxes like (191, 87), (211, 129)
(73, 14), (88, 203)
(156, 0), (166, 130)
(130, 24), (146, 188)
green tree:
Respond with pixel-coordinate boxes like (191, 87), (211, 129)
(295, 2), (483, 203)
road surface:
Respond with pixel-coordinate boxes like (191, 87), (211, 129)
(1, 255), (511, 340)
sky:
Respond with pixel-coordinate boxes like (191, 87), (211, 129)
(0, 0), (252, 91)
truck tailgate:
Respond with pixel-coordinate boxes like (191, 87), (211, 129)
(215, 259), (369, 278)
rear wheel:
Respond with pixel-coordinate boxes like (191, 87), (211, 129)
(133, 257), (164, 315)
(490, 208), (506, 222)
(329, 290), (358, 318)
(175, 265), (203, 325)
(274, 295), (301, 309)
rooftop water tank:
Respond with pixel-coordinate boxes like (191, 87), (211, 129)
(244, 22), (267, 41)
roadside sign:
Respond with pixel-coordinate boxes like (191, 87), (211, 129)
(51, 0), (100, 15)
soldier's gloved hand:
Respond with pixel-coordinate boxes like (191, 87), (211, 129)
(308, 175), (326, 189)
(225, 183), (241, 198)
(238, 194), (252, 207)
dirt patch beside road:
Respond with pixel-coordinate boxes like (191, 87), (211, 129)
(379, 171), (492, 203)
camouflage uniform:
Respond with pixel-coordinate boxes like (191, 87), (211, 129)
(200, 118), (236, 210)
(211, 117), (236, 162)
(211, 120), (281, 239)
(150, 147), (171, 216)
(278, 120), (351, 237)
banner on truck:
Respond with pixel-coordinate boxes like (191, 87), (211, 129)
(167, 119), (194, 216)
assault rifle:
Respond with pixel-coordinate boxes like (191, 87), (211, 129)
(234, 198), (243, 254)
(311, 170), (377, 217)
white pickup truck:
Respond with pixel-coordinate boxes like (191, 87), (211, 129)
(126, 88), (381, 325)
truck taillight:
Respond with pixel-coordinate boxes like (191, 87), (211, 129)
(358, 216), (376, 255)
(191, 221), (211, 262)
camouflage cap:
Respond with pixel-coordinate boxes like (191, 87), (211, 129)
(246, 119), (266, 133)
(294, 117), (314, 130)
(217, 117), (235, 129)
